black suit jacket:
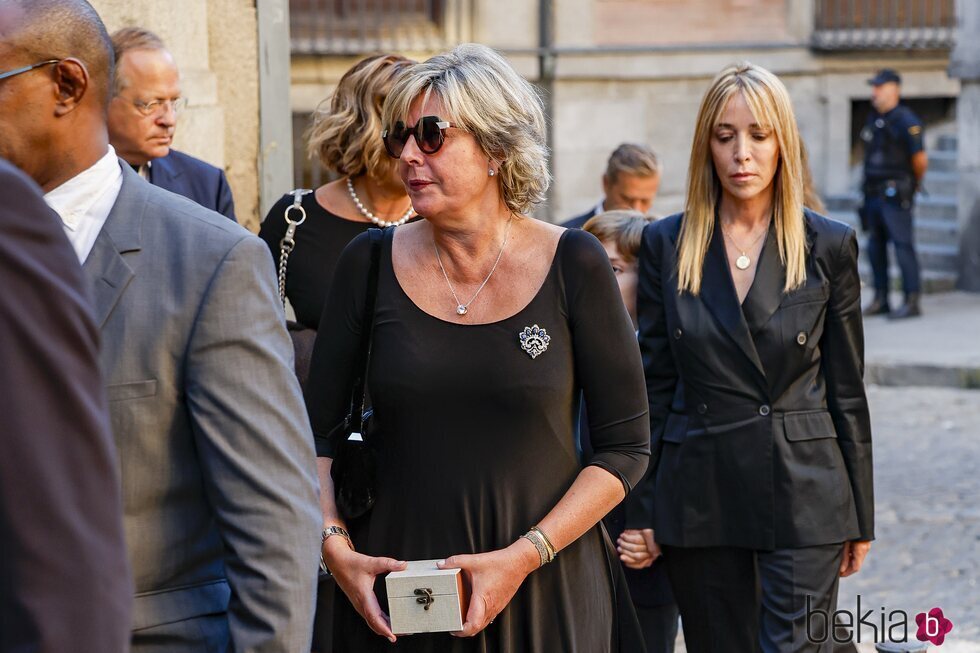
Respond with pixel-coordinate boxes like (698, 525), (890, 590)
(637, 210), (874, 550)
(0, 159), (132, 652)
(148, 149), (237, 222)
(560, 206), (599, 229)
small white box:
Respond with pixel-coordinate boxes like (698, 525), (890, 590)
(386, 559), (470, 635)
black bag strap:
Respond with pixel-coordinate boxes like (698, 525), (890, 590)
(347, 228), (385, 439)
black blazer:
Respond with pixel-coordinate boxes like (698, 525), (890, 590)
(0, 159), (132, 651)
(560, 206), (599, 229)
(148, 149), (237, 222)
(637, 210), (874, 550)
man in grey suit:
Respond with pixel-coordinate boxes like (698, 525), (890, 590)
(0, 2), (322, 651)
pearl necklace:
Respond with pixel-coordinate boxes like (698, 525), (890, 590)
(346, 177), (414, 227)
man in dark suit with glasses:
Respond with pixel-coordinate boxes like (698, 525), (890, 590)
(107, 27), (237, 222)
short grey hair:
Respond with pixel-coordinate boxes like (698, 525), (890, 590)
(605, 143), (661, 182)
(109, 27), (168, 95)
(381, 43), (550, 215)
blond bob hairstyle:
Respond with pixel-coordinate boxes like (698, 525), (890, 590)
(678, 62), (807, 295)
(583, 210), (652, 265)
(381, 43), (550, 215)
(306, 53), (414, 179)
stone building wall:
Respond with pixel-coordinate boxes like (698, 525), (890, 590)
(288, 0), (959, 222)
(90, 0), (262, 230)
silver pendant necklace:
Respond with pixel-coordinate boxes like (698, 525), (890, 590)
(721, 218), (770, 270)
(433, 217), (513, 316)
(346, 177), (414, 227)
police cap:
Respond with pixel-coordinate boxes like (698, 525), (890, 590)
(868, 69), (901, 86)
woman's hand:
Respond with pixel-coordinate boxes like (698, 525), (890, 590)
(438, 538), (540, 637)
(322, 537), (407, 643)
(617, 528), (660, 569)
(839, 539), (872, 577)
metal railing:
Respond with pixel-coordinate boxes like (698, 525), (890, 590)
(812, 0), (955, 50)
(290, 0), (470, 55)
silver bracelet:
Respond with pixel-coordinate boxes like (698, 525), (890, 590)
(320, 526), (353, 575)
(520, 527), (556, 567)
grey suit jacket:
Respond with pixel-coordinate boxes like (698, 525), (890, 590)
(84, 163), (321, 651)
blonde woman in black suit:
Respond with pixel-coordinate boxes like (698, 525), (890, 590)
(637, 62), (873, 652)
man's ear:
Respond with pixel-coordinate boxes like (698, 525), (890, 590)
(52, 58), (89, 117)
(602, 173), (612, 195)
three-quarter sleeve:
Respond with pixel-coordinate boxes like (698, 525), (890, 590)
(820, 227), (875, 540)
(562, 230), (650, 494)
(305, 232), (373, 457)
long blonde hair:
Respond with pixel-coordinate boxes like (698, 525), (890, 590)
(677, 62), (807, 295)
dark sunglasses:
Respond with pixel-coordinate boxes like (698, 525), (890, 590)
(382, 116), (456, 158)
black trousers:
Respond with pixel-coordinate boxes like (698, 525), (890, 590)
(636, 602), (679, 653)
(312, 575), (335, 652)
(662, 543), (844, 653)
(864, 195), (921, 295)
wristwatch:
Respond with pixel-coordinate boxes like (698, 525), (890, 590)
(319, 526), (354, 575)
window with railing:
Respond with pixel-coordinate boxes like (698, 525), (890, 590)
(290, 0), (470, 55)
(813, 0), (955, 50)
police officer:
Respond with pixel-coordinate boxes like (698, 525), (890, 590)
(860, 68), (928, 319)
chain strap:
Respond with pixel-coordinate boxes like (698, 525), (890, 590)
(278, 189), (313, 306)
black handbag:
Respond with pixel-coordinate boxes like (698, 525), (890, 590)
(330, 227), (384, 520)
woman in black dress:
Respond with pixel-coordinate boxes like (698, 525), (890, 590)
(258, 53), (416, 331)
(308, 44), (650, 652)
(636, 62), (874, 652)
(258, 53), (415, 652)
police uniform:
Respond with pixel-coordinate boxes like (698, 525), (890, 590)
(860, 101), (924, 301)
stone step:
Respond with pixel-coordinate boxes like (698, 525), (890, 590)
(936, 133), (958, 152)
(928, 150), (958, 173)
(917, 242), (960, 272)
(914, 218), (960, 246)
(857, 264), (958, 293)
(824, 195), (958, 222)
(922, 171), (959, 197)
(828, 212), (960, 247)
(916, 196), (958, 221)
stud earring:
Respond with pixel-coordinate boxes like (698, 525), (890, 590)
(489, 168), (495, 177)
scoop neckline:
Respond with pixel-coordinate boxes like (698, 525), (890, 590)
(389, 228), (570, 328)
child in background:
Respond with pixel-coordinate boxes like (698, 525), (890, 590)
(584, 210), (678, 653)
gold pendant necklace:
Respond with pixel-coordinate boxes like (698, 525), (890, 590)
(721, 219), (770, 271)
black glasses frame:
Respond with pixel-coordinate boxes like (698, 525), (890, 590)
(0, 59), (60, 82)
(382, 116), (455, 158)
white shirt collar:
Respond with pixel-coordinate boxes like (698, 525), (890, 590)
(44, 145), (124, 263)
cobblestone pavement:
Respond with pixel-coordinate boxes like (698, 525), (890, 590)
(837, 385), (980, 652)
(673, 385), (980, 652)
